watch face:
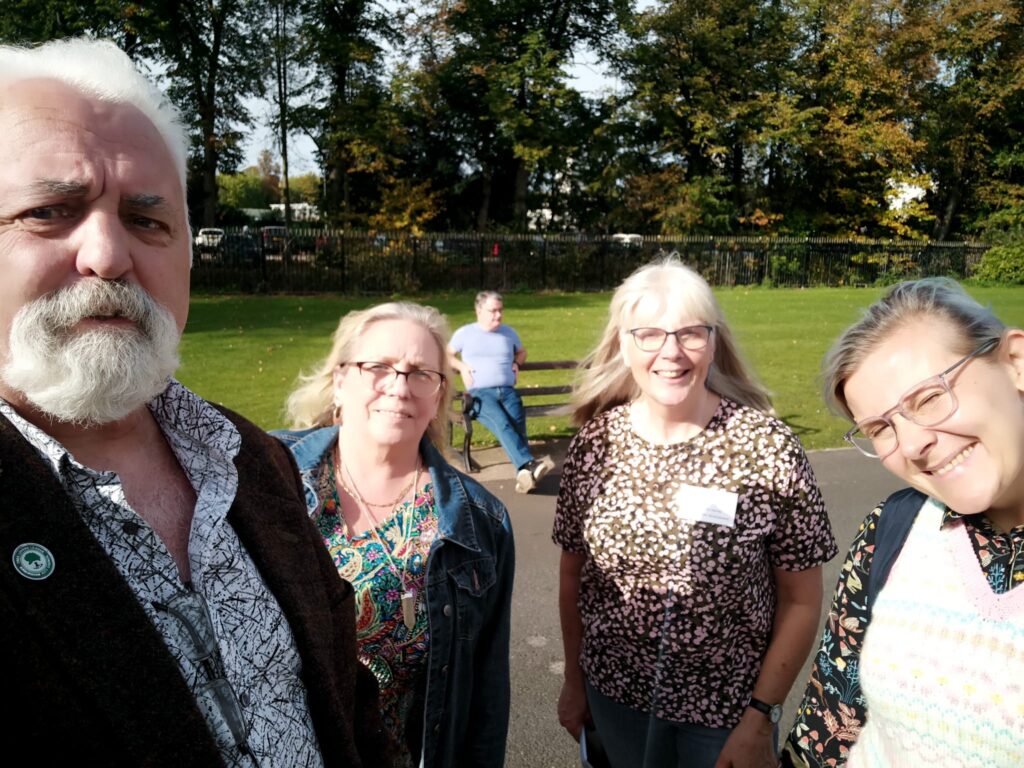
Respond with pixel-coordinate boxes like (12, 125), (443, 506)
(769, 704), (783, 724)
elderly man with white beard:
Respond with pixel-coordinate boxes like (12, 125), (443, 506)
(0, 39), (383, 767)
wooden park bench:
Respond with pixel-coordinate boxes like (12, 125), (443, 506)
(450, 360), (578, 474)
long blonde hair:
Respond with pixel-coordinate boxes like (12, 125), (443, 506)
(285, 302), (454, 448)
(571, 256), (772, 425)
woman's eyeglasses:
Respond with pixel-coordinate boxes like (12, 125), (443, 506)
(626, 325), (714, 353)
(346, 361), (445, 398)
(844, 338), (999, 459)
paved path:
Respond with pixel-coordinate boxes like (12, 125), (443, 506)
(462, 438), (904, 768)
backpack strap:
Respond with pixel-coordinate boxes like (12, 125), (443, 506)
(865, 487), (928, 616)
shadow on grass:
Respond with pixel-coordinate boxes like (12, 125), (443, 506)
(776, 413), (819, 438)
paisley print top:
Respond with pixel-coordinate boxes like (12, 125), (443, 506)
(315, 451), (438, 767)
(553, 398), (837, 729)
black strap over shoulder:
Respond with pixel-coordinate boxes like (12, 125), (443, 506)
(865, 487), (928, 615)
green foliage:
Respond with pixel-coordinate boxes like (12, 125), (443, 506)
(219, 169), (272, 210)
(970, 244), (1024, 285)
(289, 173), (322, 205)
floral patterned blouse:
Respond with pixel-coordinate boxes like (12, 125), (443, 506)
(552, 399), (837, 729)
(315, 452), (438, 768)
(780, 499), (1024, 767)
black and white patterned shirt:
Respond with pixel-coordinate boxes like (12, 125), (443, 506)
(0, 382), (323, 767)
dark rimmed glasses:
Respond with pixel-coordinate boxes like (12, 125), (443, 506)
(844, 338), (1000, 459)
(627, 325), (714, 353)
(346, 361), (446, 398)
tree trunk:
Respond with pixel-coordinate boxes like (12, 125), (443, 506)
(202, 144), (218, 227)
(933, 183), (962, 242)
(512, 158), (529, 232)
(477, 171), (492, 231)
(274, 0), (292, 262)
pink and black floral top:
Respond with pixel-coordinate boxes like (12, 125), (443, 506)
(553, 398), (836, 729)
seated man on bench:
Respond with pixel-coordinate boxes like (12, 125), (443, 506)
(449, 291), (554, 493)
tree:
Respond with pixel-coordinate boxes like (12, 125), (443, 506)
(615, 0), (808, 234)
(288, 172), (322, 205)
(290, 0), (400, 227)
(0, 1), (140, 52)
(0, 2), (269, 228)
(918, 0), (1024, 240)
(411, 0), (632, 230)
(269, 0), (296, 229)
(218, 168), (270, 209)
(139, 0), (269, 227)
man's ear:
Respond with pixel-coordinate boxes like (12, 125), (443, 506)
(1002, 329), (1024, 392)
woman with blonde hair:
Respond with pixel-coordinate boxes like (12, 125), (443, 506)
(275, 301), (514, 768)
(554, 257), (836, 768)
(783, 278), (1024, 767)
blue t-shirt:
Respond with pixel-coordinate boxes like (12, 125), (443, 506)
(450, 323), (522, 389)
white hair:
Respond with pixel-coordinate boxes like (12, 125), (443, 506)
(570, 256), (772, 424)
(1, 280), (180, 425)
(0, 37), (188, 197)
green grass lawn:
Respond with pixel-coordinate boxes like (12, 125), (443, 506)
(177, 286), (1024, 451)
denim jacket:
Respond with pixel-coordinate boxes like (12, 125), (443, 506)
(273, 426), (514, 768)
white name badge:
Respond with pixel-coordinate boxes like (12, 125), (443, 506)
(672, 484), (739, 528)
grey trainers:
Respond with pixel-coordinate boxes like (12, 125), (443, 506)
(515, 465), (536, 493)
(515, 456), (555, 493)
(532, 455), (555, 484)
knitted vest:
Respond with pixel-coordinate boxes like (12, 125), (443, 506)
(849, 497), (1024, 767)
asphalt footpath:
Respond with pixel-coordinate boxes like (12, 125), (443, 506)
(458, 437), (905, 768)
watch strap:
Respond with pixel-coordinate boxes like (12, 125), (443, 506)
(747, 696), (782, 723)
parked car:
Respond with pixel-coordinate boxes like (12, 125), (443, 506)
(261, 225), (287, 254)
(610, 233), (643, 247)
(221, 233), (260, 267)
(194, 227), (225, 255)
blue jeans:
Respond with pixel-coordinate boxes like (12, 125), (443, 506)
(468, 386), (534, 470)
(585, 679), (734, 768)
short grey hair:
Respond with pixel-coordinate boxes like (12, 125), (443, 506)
(0, 38), (188, 196)
(821, 277), (1006, 420)
(475, 291), (503, 308)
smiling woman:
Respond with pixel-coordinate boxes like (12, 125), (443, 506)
(554, 257), (836, 768)
(273, 301), (514, 768)
(782, 277), (1024, 768)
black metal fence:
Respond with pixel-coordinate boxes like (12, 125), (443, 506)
(190, 229), (990, 293)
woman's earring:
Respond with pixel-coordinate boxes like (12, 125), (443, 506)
(332, 400), (343, 424)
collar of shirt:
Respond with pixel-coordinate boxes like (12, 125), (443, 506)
(941, 506), (1024, 538)
(0, 380), (242, 584)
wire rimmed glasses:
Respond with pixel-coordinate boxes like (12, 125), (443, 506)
(627, 325), (714, 353)
(152, 591), (252, 754)
(844, 338), (999, 459)
(347, 361), (446, 398)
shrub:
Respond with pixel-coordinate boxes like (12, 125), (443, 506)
(971, 243), (1024, 285)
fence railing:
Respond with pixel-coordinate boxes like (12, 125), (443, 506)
(189, 229), (991, 293)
